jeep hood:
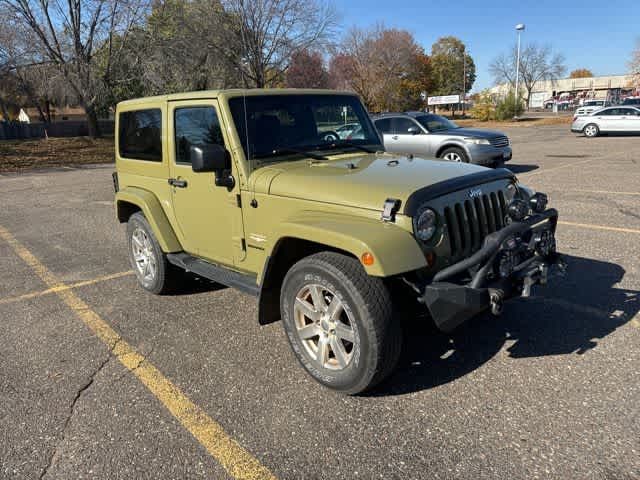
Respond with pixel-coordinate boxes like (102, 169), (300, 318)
(251, 154), (492, 212)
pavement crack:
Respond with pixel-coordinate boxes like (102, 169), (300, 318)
(38, 351), (113, 479)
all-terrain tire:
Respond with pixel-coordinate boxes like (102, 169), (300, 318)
(280, 252), (401, 395)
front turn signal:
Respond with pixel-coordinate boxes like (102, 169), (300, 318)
(361, 252), (375, 266)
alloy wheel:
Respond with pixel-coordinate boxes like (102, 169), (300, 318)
(293, 284), (357, 371)
(131, 227), (157, 283)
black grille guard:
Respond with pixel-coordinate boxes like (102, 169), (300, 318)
(433, 208), (558, 285)
(418, 208), (563, 333)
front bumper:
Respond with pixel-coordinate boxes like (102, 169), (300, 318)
(417, 209), (565, 332)
(468, 144), (512, 165)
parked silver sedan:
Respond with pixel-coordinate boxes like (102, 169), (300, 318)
(372, 112), (512, 167)
(571, 106), (640, 137)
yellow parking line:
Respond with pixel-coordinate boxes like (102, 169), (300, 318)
(558, 221), (640, 235)
(566, 189), (640, 196)
(0, 271), (134, 306)
(0, 225), (276, 480)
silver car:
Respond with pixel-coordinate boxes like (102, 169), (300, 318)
(571, 106), (640, 137)
(575, 100), (609, 116)
(373, 112), (512, 167)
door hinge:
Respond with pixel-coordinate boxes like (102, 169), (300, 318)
(236, 194), (242, 208)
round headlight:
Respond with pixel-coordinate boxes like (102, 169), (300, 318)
(416, 208), (438, 242)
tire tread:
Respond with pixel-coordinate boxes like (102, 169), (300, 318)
(284, 252), (401, 394)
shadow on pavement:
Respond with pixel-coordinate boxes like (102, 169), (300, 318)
(374, 254), (638, 396)
(505, 164), (539, 174)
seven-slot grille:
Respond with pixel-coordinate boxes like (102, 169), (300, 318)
(443, 190), (508, 261)
(489, 136), (509, 148)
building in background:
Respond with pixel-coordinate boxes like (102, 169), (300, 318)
(490, 74), (639, 110)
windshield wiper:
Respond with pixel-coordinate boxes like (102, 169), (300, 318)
(252, 147), (328, 161)
(326, 141), (377, 153)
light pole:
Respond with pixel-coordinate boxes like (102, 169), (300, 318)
(515, 23), (525, 115)
(462, 46), (466, 115)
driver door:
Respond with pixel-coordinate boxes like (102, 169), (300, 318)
(168, 99), (240, 266)
(390, 117), (429, 156)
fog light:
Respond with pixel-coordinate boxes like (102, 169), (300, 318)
(530, 192), (548, 213)
(508, 199), (529, 221)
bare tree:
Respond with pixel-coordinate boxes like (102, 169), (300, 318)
(490, 43), (566, 106)
(630, 40), (640, 90)
(1, 0), (149, 137)
(219, 0), (337, 88)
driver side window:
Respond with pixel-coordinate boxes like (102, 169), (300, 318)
(392, 117), (418, 135)
(174, 107), (225, 164)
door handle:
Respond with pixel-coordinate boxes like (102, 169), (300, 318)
(392, 135), (399, 140)
(168, 178), (188, 188)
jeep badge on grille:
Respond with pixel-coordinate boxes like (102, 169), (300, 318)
(469, 188), (483, 198)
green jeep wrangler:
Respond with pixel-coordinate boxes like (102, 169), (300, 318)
(114, 89), (562, 394)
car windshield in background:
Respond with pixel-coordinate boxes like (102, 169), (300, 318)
(414, 114), (459, 132)
(228, 94), (382, 163)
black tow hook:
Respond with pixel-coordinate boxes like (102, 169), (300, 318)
(489, 291), (504, 316)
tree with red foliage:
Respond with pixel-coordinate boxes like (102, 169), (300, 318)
(285, 49), (330, 88)
(328, 26), (434, 112)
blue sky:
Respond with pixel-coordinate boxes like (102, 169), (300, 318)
(338, 0), (639, 91)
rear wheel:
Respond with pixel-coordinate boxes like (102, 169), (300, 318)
(584, 123), (599, 138)
(440, 147), (469, 163)
(280, 252), (401, 394)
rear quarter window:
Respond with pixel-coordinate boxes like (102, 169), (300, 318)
(119, 109), (162, 161)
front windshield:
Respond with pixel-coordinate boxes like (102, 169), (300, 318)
(228, 94), (382, 166)
(414, 114), (459, 132)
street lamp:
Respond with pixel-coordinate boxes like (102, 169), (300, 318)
(515, 23), (525, 115)
(462, 45), (467, 115)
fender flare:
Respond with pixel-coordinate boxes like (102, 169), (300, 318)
(264, 211), (427, 279)
(115, 187), (182, 252)
(436, 141), (468, 159)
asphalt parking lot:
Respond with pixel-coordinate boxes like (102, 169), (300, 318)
(1, 124), (639, 480)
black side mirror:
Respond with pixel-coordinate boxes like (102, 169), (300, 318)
(407, 126), (421, 135)
(190, 144), (228, 172)
(190, 144), (235, 190)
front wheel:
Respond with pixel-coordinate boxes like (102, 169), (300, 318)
(440, 147), (469, 163)
(583, 123), (599, 138)
(280, 252), (401, 394)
